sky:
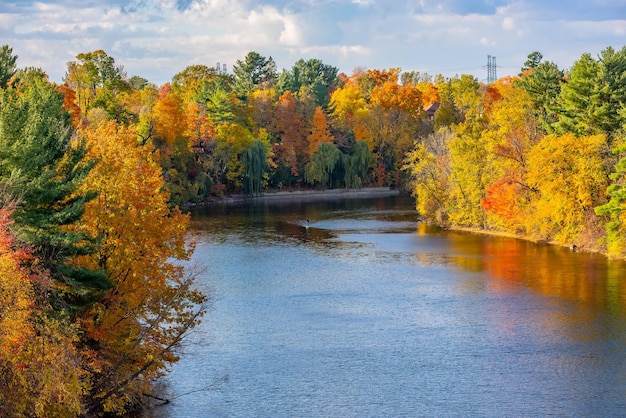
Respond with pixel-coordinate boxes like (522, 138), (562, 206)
(1, 0), (625, 85)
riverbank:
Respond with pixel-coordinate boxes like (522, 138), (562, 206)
(447, 225), (609, 258)
(198, 187), (402, 205)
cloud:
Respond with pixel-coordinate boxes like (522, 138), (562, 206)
(0, 0), (624, 84)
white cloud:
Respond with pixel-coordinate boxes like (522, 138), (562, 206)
(502, 17), (515, 30)
(0, 0), (624, 84)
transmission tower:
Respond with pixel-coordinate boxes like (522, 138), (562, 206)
(487, 55), (497, 83)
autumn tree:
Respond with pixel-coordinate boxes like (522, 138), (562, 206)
(404, 128), (452, 224)
(480, 79), (540, 230)
(525, 133), (608, 244)
(307, 106), (334, 156)
(249, 87), (278, 132)
(445, 77), (490, 227)
(171, 64), (217, 102)
(65, 50), (130, 120)
(0, 203), (85, 418)
(272, 91), (308, 180)
(72, 121), (206, 415)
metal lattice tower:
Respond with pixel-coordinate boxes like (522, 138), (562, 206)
(487, 55), (497, 83)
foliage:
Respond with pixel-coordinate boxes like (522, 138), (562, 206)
(277, 58), (339, 107)
(403, 137), (450, 224)
(0, 44), (17, 88)
(308, 106), (334, 156)
(242, 139), (268, 197)
(232, 51), (278, 97)
(0, 206), (84, 418)
(525, 133), (608, 243)
(595, 136), (626, 258)
(72, 121), (206, 415)
(0, 68), (105, 302)
(305, 142), (342, 188)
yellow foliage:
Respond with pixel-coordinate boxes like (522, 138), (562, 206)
(404, 143), (450, 224)
(72, 121), (205, 414)
(525, 133), (608, 243)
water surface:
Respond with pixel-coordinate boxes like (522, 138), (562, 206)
(150, 195), (626, 417)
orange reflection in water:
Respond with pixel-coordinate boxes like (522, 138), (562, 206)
(443, 231), (626, 343)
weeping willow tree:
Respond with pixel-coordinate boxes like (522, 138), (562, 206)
(242, 140), (267, 196)
(305, 142), (341, 188)
(343, 140), (374, 188)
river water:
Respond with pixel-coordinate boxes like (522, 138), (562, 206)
(149, 195), (626, 417)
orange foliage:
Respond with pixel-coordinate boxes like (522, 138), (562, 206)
(274, 91), (307, 174)
(481, 176), (524, 227)
(308, 106), (334, 156)
(57, 84), (83, 127)
(152, 93), (186, 149)
(185, 101), (214, 147)
(370, 82), (423, 117)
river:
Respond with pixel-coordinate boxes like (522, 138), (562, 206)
(148, 194), (626, 417)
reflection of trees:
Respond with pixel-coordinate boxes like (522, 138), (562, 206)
(443, 233), (626, 339)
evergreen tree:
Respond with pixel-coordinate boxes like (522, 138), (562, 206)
(516, 52), (564, 133)
(0, 68), (105, 303)
(552, 53), (604, 136)
(0, 44), (17, 88)
(232, 51), (278, 97)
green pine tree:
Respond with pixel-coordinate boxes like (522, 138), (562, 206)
(0, 68), (107, 305)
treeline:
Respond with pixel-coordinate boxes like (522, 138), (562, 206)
(404, 48), (626, 259)
(61, 50), (442, 205)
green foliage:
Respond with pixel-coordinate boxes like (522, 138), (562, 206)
(343, 140), (374, 189)
(242, 140), (268, 196)
(0, 44), (17, 88)
(277, 58), (339, 107)
(65, 50), (130, 120)
(595, 137), (626, 258)
(305, 142), (342, 187)
(516, 54), (563, 132)
(0, 68), (105, 299)
(232, 51), (278, 97)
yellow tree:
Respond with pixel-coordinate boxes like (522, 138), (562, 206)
(72, 121), (206, 415)
(328, 81), (369, 143)
(525, 133), (608, 244)
(480, 79), (540, 231)
(152, 90), (187, 153)
(404, 139), (451, 224)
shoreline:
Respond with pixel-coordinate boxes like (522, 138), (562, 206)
(193, 187), (402, 206)
(446, 225), (610, 258)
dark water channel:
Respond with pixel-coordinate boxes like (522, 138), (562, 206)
(150, 195), (626, 417)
